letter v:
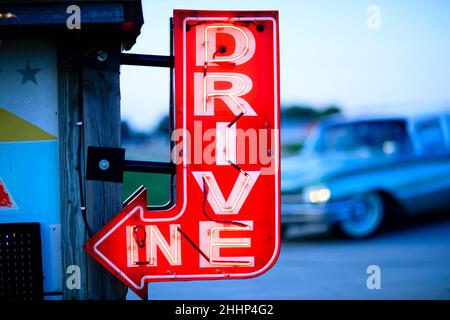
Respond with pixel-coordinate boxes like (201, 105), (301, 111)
(192, 171), (260, 215)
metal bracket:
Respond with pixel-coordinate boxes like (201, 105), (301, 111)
(86, 146), (175, 183)
(102, 18), (176, 208)
(86, 146), (125, 182)
(120, 53), (174, 68)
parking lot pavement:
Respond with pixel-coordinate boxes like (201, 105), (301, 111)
(127, 216), (450, 300)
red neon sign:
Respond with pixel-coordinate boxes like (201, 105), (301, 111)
(85, 10), (280, 300)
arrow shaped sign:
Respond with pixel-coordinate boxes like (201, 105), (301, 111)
(85, 10), (280, 300)
(84, 183), (277, 300)
(84, 187), (153, 300)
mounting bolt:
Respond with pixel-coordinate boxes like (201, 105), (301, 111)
(98, 159), (110, 171)
(97, 50), (108, 62)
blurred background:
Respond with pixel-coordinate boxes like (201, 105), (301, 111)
(122, 0), (450, 299)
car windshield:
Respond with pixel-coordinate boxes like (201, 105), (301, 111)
(312, 120), (414, 157)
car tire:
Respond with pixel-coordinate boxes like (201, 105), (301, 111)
(338, 192), (384, 239)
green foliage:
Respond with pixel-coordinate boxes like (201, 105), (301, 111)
(121, 120), (133, 141)
(154, 114), (170, 136)
(281, 104), (341, 120)
(282, 143), (303, 155)
(321, 105), (341, 117)
(121, 119), (153, 141)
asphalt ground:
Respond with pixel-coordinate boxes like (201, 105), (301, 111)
(127, 213), (450, 300)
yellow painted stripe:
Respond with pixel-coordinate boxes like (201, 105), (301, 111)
(0, 107), (56, 142)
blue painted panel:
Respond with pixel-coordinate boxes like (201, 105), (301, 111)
(0, 140), (62, 295)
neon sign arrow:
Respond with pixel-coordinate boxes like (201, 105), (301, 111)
(84, 184), (268, 300)
(84, 187), (154, 299)
(84, 10), (280, 300)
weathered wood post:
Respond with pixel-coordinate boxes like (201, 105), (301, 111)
(58, 40), (125, 300)
(58, 40), (87, 300)
(83, 42), (125, 300)
(56, 2), (143, 300)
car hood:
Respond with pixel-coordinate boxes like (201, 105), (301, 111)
(281, 152), (387, 193)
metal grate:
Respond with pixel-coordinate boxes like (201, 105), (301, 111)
(0, 223), (43, 301)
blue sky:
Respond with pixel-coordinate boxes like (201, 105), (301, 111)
(120, 0), (450, 130)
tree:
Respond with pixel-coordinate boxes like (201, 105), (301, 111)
(121, 120), (133, 141)
(320, 105), (341, 118)
(281, 104), (341, 121)
(154, 114), (170, 136)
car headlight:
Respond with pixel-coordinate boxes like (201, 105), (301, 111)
(303, 185), (331, 203)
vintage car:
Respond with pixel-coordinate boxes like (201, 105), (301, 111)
(281, 112), (450, 238)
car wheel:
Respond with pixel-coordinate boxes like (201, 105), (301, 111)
(338, 192), (384, 238)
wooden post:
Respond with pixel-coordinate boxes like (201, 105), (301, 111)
(58, 38), (127, 300)
(58, 40), (87, 300)
(82, 40), (127, 300)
